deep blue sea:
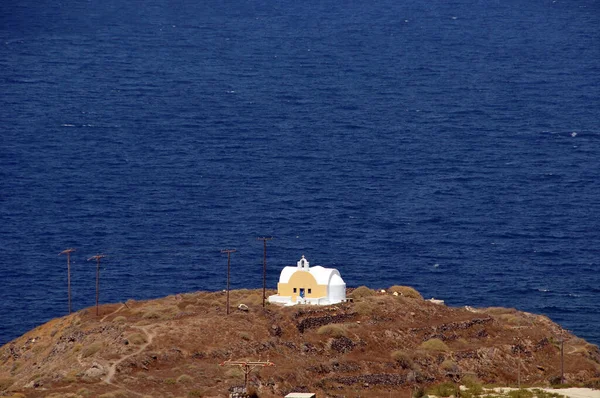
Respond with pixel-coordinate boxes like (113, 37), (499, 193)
(1, 0), (599, 348)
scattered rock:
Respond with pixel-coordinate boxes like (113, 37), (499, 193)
(237, 304), (249, 312)
(330, 336), (355, 353)
(269, 324), (282, 337)
(83, 362), (105, 380)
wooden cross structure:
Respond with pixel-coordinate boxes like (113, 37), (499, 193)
(220, 358), (274, 391)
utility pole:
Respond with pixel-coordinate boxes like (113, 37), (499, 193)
(221, 249), (236, 315)
(220, 358), (274, 391)
(257, 237), (272, 308)
(59, 248), (76, 314)
(513, 335), (522, 389)
(560, 336), (565, 384)
(87, 254), (105, 316)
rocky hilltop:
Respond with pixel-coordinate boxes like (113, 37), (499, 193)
(1, 287), (599, 397)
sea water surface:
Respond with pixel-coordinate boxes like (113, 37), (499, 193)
(1, 0), (599, 347)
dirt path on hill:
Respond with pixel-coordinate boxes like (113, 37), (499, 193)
(103, 324), (156, 387)
(100, 303), (126, 323)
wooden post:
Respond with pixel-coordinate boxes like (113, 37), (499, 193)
(257, 237), (272, 308)
(87, 254), (105, 316)
(560, 337), (564, 384)
(59, 248), (76, 314)
(221, 249), (236, 315)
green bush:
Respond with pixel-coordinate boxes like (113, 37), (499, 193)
(427, 382), (458, 397)
(419, 338), (449, 352)
(531, 389), (566, 398)
(413, 386), (426, 398)
(583, 378), (600, 389)
(507, 389), (534, 398)
(463, 376), (484, 396)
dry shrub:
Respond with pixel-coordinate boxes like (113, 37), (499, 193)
(391, 350), (414, 369)
(354, 301), (374, 315)
(225, 367), (244, 378)
(388, 285), (423, 299)
(177, 374), (193, 384)
(139, 304), (177, 320)
(177, 300), (196, 310)
(441, 359), (458, 372)
(77, 388), (92, 397)
(455, 338), (469, 348)
(142, 310), (162, 320)
(128, 333), (147, 345)
(419, 338), (449, 352)
(350, 286), (376, 299)
(238, 332), (252, 341)
(112, 316), (127, 323)
(484, 307), (517, 315)
(499, 313), (524, 325)
(0, 378), (14, 392)
(10, 361), (21, 374)
(62, 370), (78, 383)
(82, 342), (103, 358)
(317, 324), (347, 338)
(240, 292), (263, 306)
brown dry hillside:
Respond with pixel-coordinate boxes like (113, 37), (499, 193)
(1, 287), (599, 398)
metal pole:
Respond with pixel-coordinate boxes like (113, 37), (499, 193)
(257, 237), (272, 308)
(88, 254), (105, 316)
(59, 248), (76, 314)
(221, 249), (236, 315)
